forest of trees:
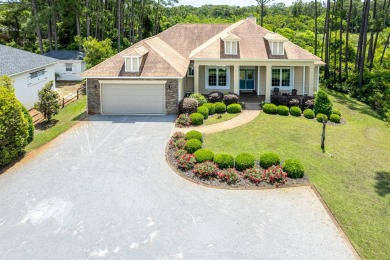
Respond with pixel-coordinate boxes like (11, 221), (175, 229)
(0, 0), (389, 121)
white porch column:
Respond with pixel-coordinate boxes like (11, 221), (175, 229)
(257, 66), (261, 96)
(265, 65), (272, 102)
(233, 65), (239, 94)
(308, 65), (315, 96)
(194, 63), (200, 93)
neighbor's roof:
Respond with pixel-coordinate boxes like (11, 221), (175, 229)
(44, 50), (85, 60)
(82, 19), (323, 78)
(0, 45), (58, 76)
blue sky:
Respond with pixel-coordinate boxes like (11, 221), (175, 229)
(176, 0), (305, 7)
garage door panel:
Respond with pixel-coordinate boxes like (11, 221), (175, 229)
(101, 83), (166, 115)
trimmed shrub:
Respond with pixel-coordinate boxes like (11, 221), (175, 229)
(171, 131), (185, 141)
(235, 153), (255, 171)
(316, 113), (328, 122)
(197, 106), (209, 119)
(216, 168), (240, 184)
(262, 165), (288, 187)
(203, 103), (216, 115)
(303, 109), (315, 119)
(193, 161), (219, 178)
(223, 94), (239, 105)
(193, 149), (214, 163)
(239, 101), (246, 109)
(22, 106), (34, 143)
(184, 139), (202, 153)
(289, 99), (300, 107)
(35, 81), (60, 121)
(0, 87), (29, 167)
(259, 152), (280, 169)
(283, 159), (304, 178)
(190, 93), (207, 106)
(189, 113), (204, 126)
(177, 154), (196, 170)
(277, 105), (289, 116)
(185, 130), (203, 142)
(243, 168), (263, 184)
(330, 113), (341, 123)
(332, 109), (341, 116)
(227, 103), (242, 114)
(304, 99), (314, 110)
(313, 89), (333, 116)
(175, 113), (191, 128)
(175, 149), (187, 159)
(289, 106), (302, 117)
(214, 153), (234, 169)
(215, 102), (227, 113)
(262, 103), (278, 114)
(207, 91), (224, 103)
(179, 98), (198, 114)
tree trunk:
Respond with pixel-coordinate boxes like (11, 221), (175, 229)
(131, 0), (135, 44)
(32, 0), (43, 54)
(358, 0), (371, 88)
(380, 33), (390, 64)
(345, 0), (352, 77)
(324, 0), (331, 79)
(154, 0), (160, 35)
(261, 3), (264, 26)
(367, 0), (377, 70)
(48, 18), (52, 51)
(331, 0), (337, 83)
(139, 0), (145, 40)
(86, 0), (90, 37)
(76, 11), (81, 51)
(338, 0), (343, 81)
(117, 0), (121, 52)
(314, 0), (318, 56)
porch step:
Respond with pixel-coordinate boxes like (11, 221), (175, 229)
(244, 103), (261, 110)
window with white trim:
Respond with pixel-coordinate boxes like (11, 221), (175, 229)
(270, 42), (284, 55)
(206, 67), (229, 89)
(125, 56), (141, 72)
(65, 63), (73, 72)
(28, 69), (47, 86)
(272, 68), (291, 88)
(187, 65), (194, 77)
(30, 70), (45, 79)
(224, 41), (238, 55)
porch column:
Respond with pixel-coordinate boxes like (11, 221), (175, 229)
(233, 65), (239, 94)
(265, 65), (272, 102)
(194, 63), (200, 93)
(257, 66), (260, 96)
(308, 64), (315, 96)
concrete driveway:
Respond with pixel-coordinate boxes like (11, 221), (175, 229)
(0, 115), (357, 259)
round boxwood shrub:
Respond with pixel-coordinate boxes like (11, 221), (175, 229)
(303, 109), (315, 119)
(184, 139), (202, 153)
(277, 105), (289, 116)
(185, 130), (203, 142)
(289, 106), (302, 117)
(316, 113), (328, 122)
(235, 153), (255, 171)
(189, 113), (204, 125)
(223, 94), (239, 105)
(330, 113), (341, 123)
(207, 91), (224, 103)
(332, 109), (341, 116)
(203, 103), (216, 115)
(262, 103), (277, 114)
(283, 159), (304, 178)
(313, 89), (333, 117)
(190, 93), (207, 106)
(214, 153), (234, 169)
(227, 103), (242, 114)
(197, 106), (209, 119)
(215, 102), (227, 113)
(193, 149), (214, 163)
(179, 97), (198, 114)
(259, 152), (281, 169)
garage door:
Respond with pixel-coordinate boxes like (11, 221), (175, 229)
(101, 81), (166, 115)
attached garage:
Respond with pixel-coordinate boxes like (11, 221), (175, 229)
(99, 80), (166, 115)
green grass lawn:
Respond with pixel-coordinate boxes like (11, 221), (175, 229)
(204, 89), (390, 259)
(25, 96), (86, 153)
(203, 113), (239, 126)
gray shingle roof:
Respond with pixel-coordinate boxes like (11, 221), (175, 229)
(0, 45), (58, 76)
(44, 50), (85, 60)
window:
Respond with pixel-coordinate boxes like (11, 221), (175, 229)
(272, 68), (291, 88)
(30, 70), (45, 79)
(187, 65), (194, 77)
(206, 67), (229, 89)
(224, 41), (238, 55)
(65, 63), (73, 72)
(125, 56), (141, 72)
(271, 42), (284, 55)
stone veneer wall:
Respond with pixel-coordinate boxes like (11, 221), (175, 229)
(86, 78), (179, 115)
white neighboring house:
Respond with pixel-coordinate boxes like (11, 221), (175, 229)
(0, 44), (58, 109)
(44, 51), (86, 81)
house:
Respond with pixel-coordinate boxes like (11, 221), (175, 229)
(81, 17), (324, 115)
(0, 44), (58, 109)
(44, 50), (86, 81)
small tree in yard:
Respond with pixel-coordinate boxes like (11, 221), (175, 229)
(313, 89), (333, 117)
(35, 81), (60, 122)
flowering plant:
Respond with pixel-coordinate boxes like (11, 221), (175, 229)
(193, 161), (219, 178)
(262, 165), (287, 187)
(216, 168), (240, 184)
(177, 154), (196, 170)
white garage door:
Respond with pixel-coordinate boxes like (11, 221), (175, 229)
(101, 82), (166, 115)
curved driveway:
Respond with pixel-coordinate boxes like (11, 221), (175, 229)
(0, 115), (357, 259)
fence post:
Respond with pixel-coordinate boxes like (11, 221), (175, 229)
(62, 98), (65, 108)
(77, 88), (79, 100)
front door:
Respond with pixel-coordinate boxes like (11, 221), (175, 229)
(239, 69), (255, 90)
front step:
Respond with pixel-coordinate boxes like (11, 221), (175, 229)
(244, 103), (261, 110)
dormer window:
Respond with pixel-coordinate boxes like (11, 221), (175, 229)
(225, 41), (238, 55)
(125, 56), (141, 72)
(271, 42), (284, 55)
(264, 32), (288, 56)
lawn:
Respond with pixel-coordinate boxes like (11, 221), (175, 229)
(25, 95), (86, 153)
(204, 89), (390, 259)
(203, 113), (239, 126)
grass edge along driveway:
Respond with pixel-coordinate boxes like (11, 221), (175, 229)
(204, 89), (390, 259)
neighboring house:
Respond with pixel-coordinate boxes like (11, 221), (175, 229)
(44, 50), (86, 81)
(82, 17), (324, 115)
(0, 44), (58, 109)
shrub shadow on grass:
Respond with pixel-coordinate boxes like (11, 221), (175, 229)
(374, 171), (390, 197)
(35, 119), (59, 131)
